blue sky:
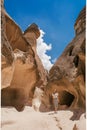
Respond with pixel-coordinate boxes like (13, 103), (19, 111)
(4, 0), (86, 63)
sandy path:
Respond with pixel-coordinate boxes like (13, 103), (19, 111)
(1, 107), (86, 130)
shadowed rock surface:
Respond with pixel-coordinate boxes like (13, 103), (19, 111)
(24, 24), (48, 86)
(1, 0), (47, 111)
(1, 1), (14, 65)
(1, 0), (86, 118)
(42, 7), (86, 115)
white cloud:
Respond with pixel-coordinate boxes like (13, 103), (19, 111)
(52, 58), (57, 64)
(37, 29), (53, 71)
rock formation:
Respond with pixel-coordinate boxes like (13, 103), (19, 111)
(1, 0), (14, 65)
(1, 0), (86, 116)
(1, 0), (47, 111)
(41, 7), (86, 113)
(24, 24), (47, 86)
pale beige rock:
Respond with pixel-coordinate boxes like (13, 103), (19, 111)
(1, 3), (47, 111)
(24, 24), (48, 86)
(1, 0), (85, 117)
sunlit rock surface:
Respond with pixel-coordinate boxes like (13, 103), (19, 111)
(43, 7), (86, 115)
(1, 0), (86, 120)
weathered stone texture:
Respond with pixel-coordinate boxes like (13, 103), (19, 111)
(43, 7), (86, 113)
(1, 1), (47, 111)
(1, 0), (86, 116)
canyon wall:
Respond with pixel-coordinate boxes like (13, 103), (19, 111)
(43, 7), (86, 112)
(1, 0), (86, 114)
(1, 0), (47, 111)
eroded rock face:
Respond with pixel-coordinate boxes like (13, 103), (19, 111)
(1, 0), (85, 115)
(1, 1), (47, 111)
(1, 87), (27, 111)
(1, 1), (14, 65)
(5, 13), (29, 52)
(43, 7), (86, 112)
(74, 7), (86, 35)
(24, 24), (48, 86)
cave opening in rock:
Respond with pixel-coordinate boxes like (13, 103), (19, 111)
(69, 46), (73, 56)
(73, 55), (79, 67)
(59, 91), (75, 107)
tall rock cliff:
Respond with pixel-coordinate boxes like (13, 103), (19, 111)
(1, 1), (47, 111)
(42, 7), (86, 113)
(24, 24), (48, 86)
(1, 0), (14, 65)
(1, 0), (86, 116)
